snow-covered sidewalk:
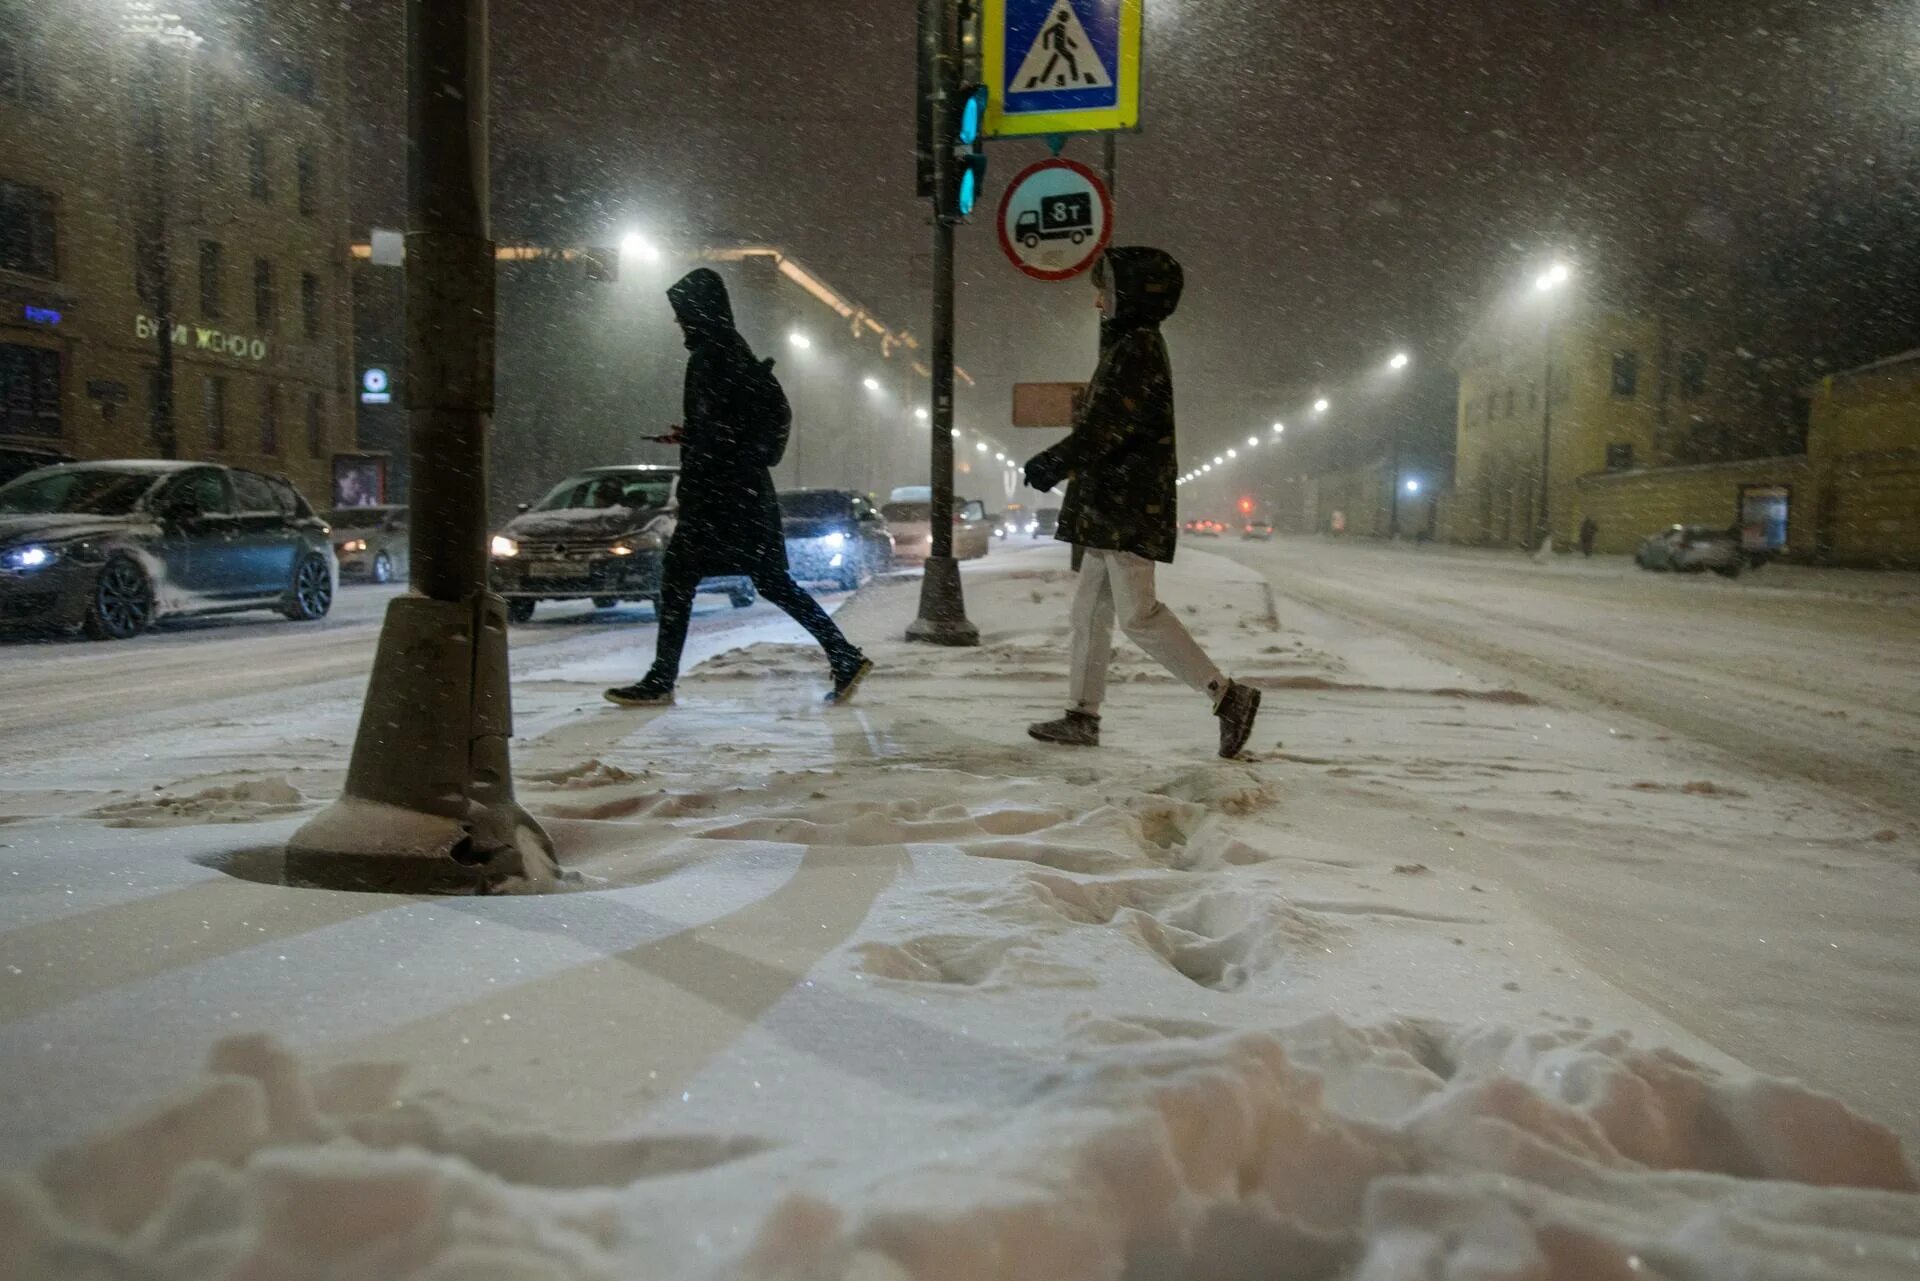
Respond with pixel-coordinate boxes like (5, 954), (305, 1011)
(4, 544), (1917, 1280)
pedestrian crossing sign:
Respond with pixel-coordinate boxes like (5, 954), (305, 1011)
(983, 0), (1143, 138)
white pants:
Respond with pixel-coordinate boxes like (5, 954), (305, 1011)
(1068, 548), (1223, 713)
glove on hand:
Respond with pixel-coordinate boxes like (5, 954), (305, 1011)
(1023, 449), (1066, 493)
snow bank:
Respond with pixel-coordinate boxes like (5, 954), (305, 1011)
(6, 1022), (1916, 1281)
(88, 778), (308, 828)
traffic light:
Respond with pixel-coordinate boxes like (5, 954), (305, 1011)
(950, 84), (989, 220)
(1238, 497), (1255, 515)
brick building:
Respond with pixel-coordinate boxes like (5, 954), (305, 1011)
(0, 1), (354, 507)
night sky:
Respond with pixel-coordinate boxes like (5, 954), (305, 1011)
(345, 0), (1920, 468)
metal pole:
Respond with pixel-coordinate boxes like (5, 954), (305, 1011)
(1102, 131), (1117, 210)
(144, 43), (177, 460)
(1387, 419), (1401, 540)
(1535, 319), (1555, 551)
(907, 0), (979, 645)
(288, 0), (554, 892)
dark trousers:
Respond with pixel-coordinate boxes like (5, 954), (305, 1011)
(648, 546), (859, 680)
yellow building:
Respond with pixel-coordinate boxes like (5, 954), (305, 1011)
(1450, 302), (1769, 550)
(1807, 349), (1920, 567)
(0, 1), (354, 506)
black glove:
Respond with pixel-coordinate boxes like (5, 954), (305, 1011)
(1023, 448), (1066, 493)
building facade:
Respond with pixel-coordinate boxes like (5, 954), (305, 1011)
(0, 1), (354, 507)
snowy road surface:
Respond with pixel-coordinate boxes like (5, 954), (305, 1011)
(3, 544), (1917, 1279)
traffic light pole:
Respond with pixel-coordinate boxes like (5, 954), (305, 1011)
(907, 0), (980, 647)
(288, 0), (555, 893)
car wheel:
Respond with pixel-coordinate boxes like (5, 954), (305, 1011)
(728, 583), (757, 609)
(507, 598), (536, 623)
(84, 556), (154, 641)
(282, 555), (334, 621)
(371, 552), (394, 584)
(591, 596), (619, 610)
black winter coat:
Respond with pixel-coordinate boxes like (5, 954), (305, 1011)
(664, 268), (787, 574)
(1029, 247), (1183, 563)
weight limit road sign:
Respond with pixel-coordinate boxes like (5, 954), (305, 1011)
(983, 0), (1143, 138)
(996, 158), (1113, 281)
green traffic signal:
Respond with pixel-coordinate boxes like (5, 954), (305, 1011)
(956, 84), (988, 147)
(949, 84), (990, 220)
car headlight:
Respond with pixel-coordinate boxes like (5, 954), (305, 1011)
(3, 545), (53, 571)
(339, 538), (368, 553)
(821, 531), (847, 549)
(608, 542), (635, 556)
(490, 535), (518, 558)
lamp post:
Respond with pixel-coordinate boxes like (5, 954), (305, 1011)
(1532, 262), (1572, 552)
(288, 0), (555, 892)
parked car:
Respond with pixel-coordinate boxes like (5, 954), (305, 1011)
(0, 460), (334, 640)
(326, 504), (409, 583)
(488, 464), (755, 622)
(1241, 520), (1274, 541)
(1031, 507), (1060, 539)
(1635, 524), (1757, 577)
(0, 445), (75, 487)
(882, 496), (993, 563)
(778, 488), (894, 590)
(1187, 518), (1226, 538)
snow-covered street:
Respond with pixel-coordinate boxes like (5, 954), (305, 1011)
(4, 541), (1918, 1279)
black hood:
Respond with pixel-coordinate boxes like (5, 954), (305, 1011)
(667, 268), (736, 347)
(1095, 246), (1183, 331)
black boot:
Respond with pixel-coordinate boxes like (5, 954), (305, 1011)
(1028, 709), (1100, 747)
(826, 652), (874, 705)
(604, 670), (675, 707)
(1213, 680), (1261, 758)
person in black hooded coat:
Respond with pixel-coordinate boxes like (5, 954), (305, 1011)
(604, 268), (871, 707)
(1021, 247), (1261, 758)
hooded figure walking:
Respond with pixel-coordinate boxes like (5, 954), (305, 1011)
(604, 268), (872, 707)
(1021, 247), (1262, 758)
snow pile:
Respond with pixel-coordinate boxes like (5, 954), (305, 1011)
(88, 777), (308, 828)
(6, 1024), (1915, 1281)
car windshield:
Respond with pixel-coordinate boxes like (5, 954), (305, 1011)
(0, 468), (156, 516)
(325, 508), (391, 530)
(882, 502), (930, 523)
(779, 492), (852, 520)
(535, 473), (673, 512)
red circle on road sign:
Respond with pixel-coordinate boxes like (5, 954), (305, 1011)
(996, 158), (1114, 282)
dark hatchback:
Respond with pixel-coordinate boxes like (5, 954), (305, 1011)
(778, 488), (895, 590)
(488, 465), (755, 622)
(0, 461), (336, 639)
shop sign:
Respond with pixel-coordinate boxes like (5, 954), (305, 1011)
(135, 314), (269, 362)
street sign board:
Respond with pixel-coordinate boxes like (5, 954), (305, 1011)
(983, 0), (1143, 138)
(996, 158), (1113, 280)
(1012, 381), (1088, 427)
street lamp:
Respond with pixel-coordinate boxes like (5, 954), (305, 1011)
(1405, 478), (1421, 494)
(1389, 352), (1410, 371)
(1314, 398), (1330, 414)
(1246, 435), (1259, 447)
(1213, 455), (1224, 466)
(1202, 463), (1212, 473)
(1226, 448), (1237, 459)
(619, 232), (661, 264)
(1531, 261), (1574, 550)
(914, 406), (930, 420)
(863, 376), (881, 392)
(788, 331), (812, 349)
(976, 441), (989, 453)
(1272, 421), (1285, 435)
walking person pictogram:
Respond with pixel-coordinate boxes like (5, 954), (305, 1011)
(1029, 7), (1093, 87)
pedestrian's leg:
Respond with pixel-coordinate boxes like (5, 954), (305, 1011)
(1106, 552), (1224, 700)
(1030, 549), (1111, 746)
(753, 567), (859, 669)
(1067, 549), (1116, 714)
(606, 548), (700, 705)
(648, 551), (703, 678)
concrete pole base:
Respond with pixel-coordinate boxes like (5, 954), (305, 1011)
(286, 592), (558, 894)
(905, 555), (980, 647)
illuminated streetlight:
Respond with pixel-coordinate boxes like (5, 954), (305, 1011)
(1226, 448), (1237, 459)
(863, 376), (881, 392)
(619, 232), (662, 264)
(1313, 398), (1330, 414)
(1202, 463), (1212, 473)
(995, 452), (1006, 462)
(976, 441), (989, 453)
(1404, 478), (1422, 494)
(1389, 352), (1410, 371)
(914, 407), (929, 420)
(1213, 455), (1224, 466)
(1272, 422), (1285, 435)
(1535, 261), (1572, 292)
(788, 331), (811, 350)
(1246, 435), (1259, 447)
(950, 427), (960, 438)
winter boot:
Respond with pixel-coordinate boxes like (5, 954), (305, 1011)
(826, 653), (874, 705)
(1213, 680), (1262, 759)
(603, 671), (676, 707)
(1028, 709), (1101, 747)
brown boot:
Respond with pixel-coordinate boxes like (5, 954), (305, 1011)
(1028, 709), (1100, 747)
